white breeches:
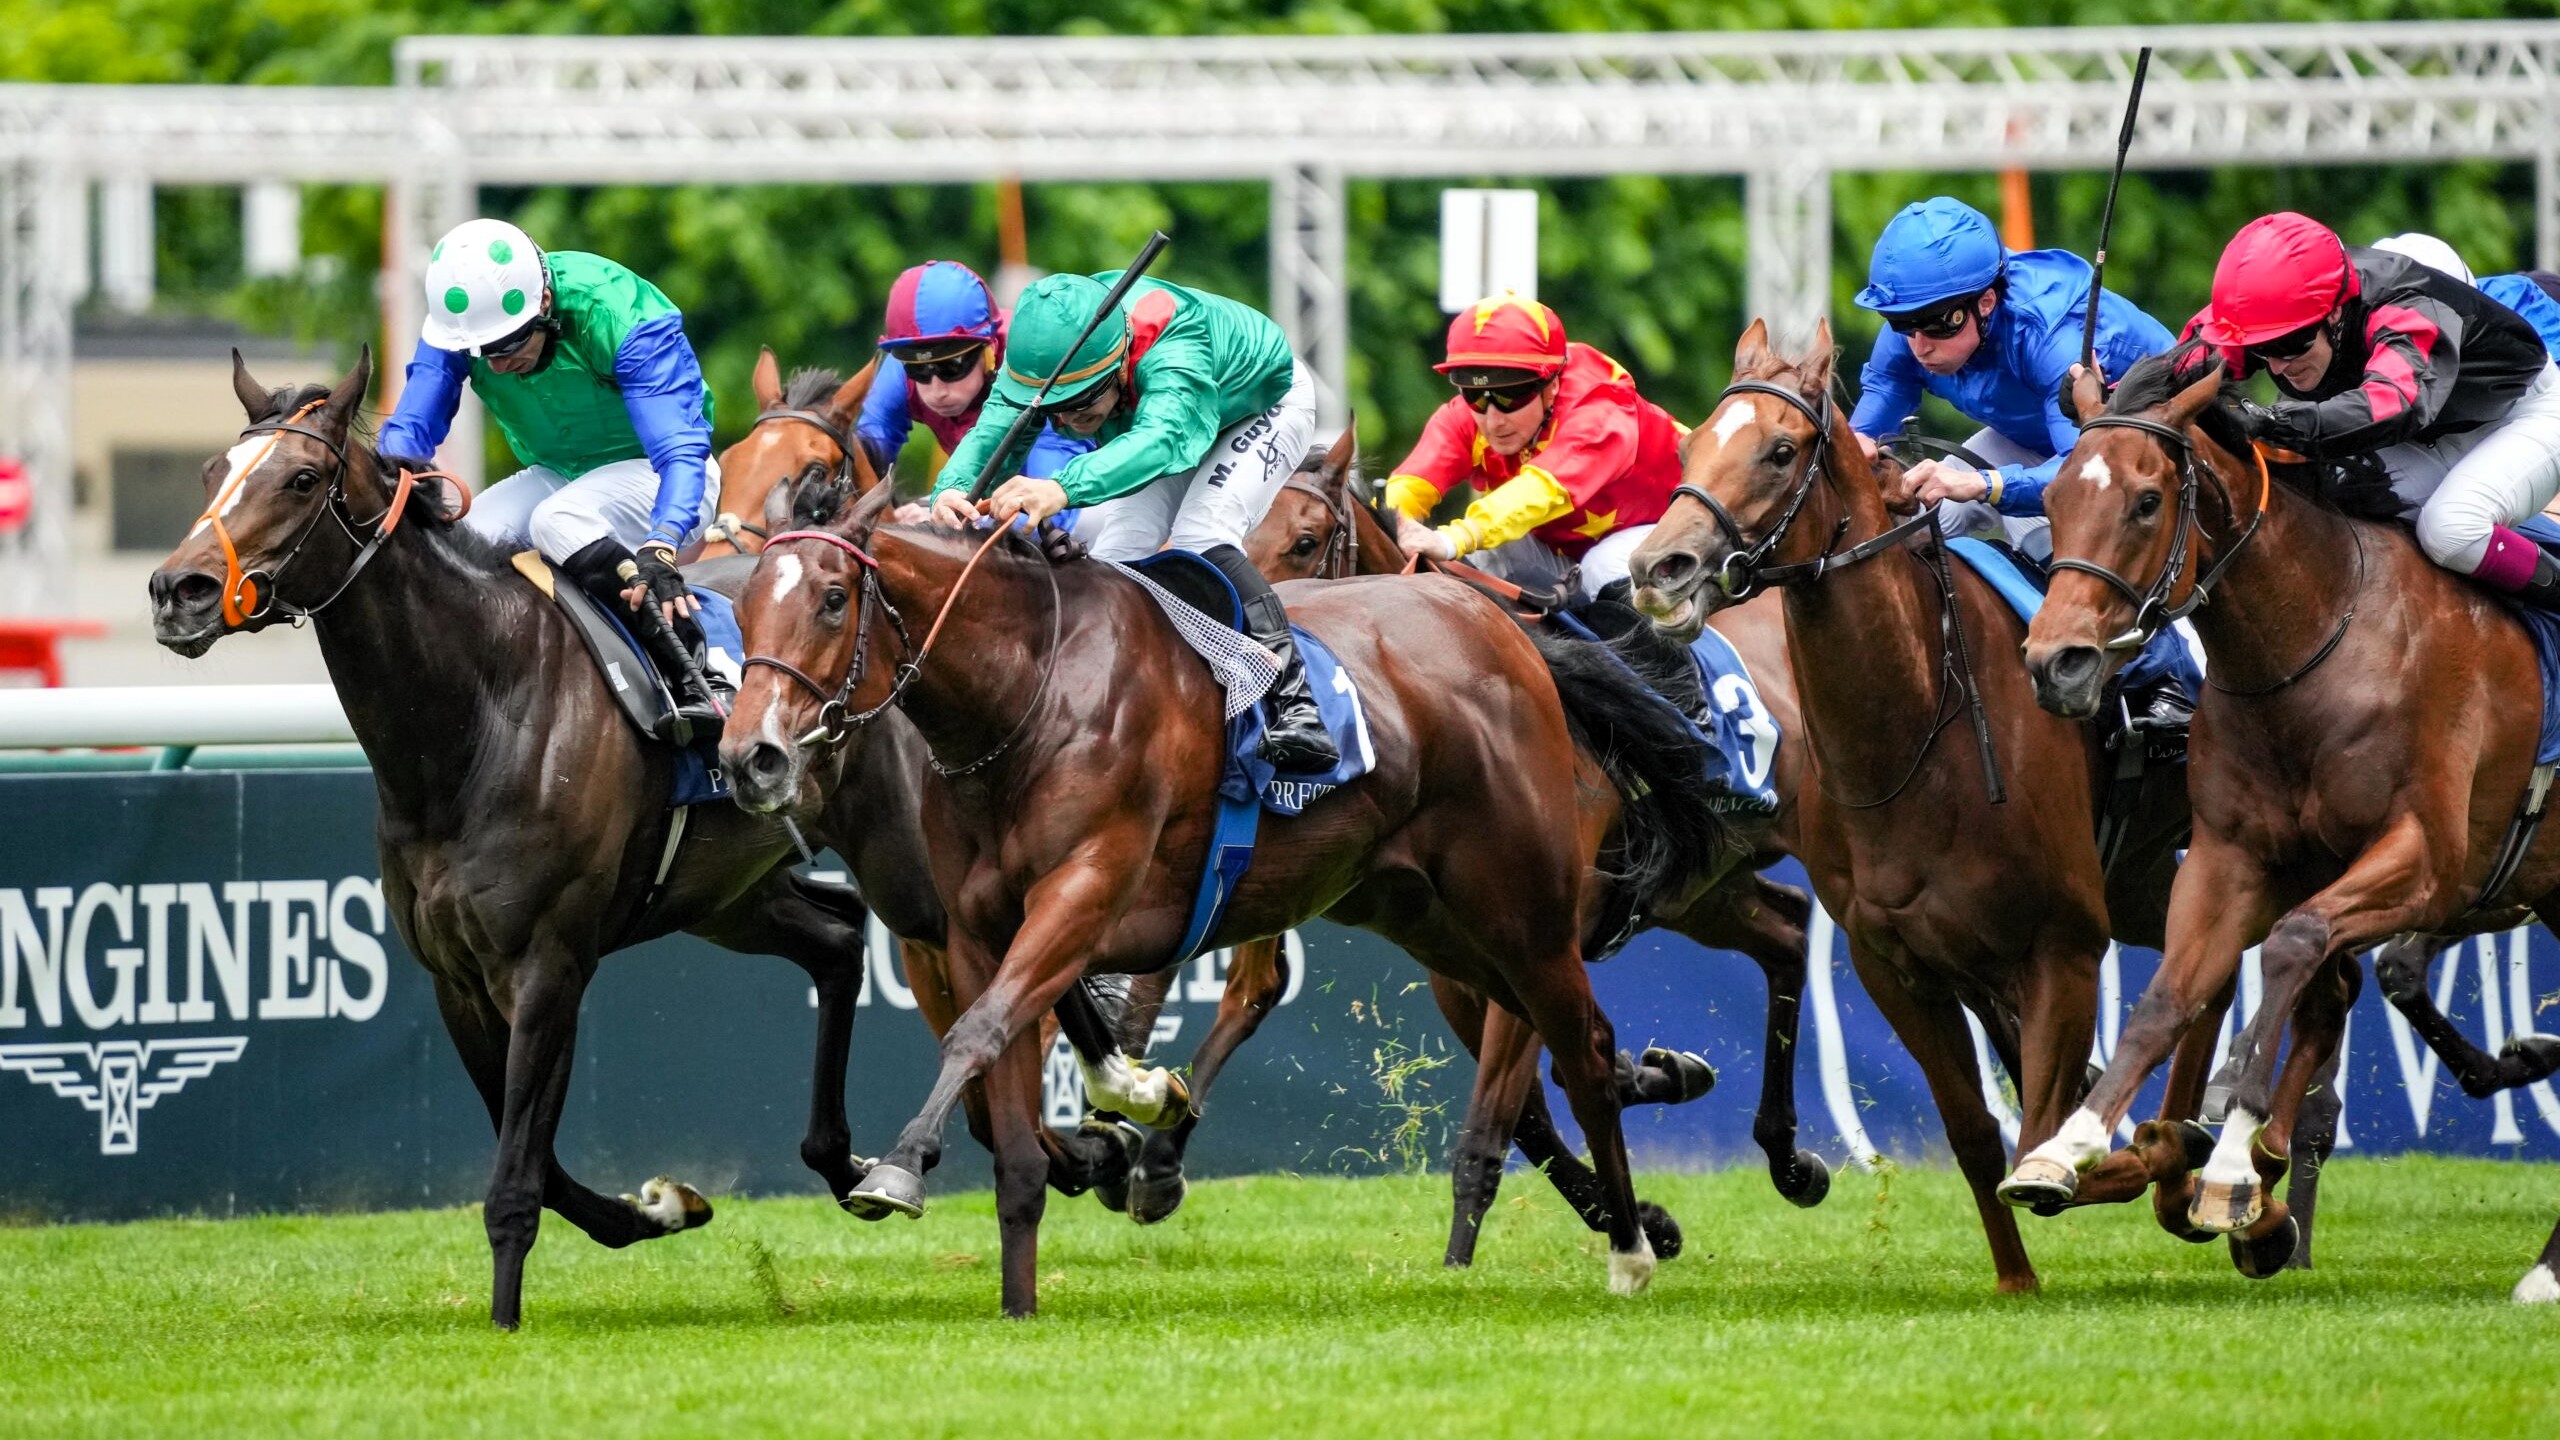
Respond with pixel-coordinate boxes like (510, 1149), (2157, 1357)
(463, 455), (723, 562)
(1074, 361), (1319, 563)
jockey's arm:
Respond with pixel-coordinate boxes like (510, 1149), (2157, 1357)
(1435, 469), (1575, 557)
(1045, 366), (1225, 508)
(853, 360), (915, 473)
(2249, 298), (2473, 460)
(376, 339), (471, 464)
(614, 314), (717, 552)
(1381, 397), (1485, 545)
(1848, 329), (1927, 447)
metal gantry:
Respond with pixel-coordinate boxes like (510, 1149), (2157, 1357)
(6, 21), (2560, 608)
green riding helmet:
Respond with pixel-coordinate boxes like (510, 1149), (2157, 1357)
(994, 273), (1128, 408)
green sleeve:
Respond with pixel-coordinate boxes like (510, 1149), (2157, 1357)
(931, 390), (1034, 498)
(1048, 337), (1224, 507)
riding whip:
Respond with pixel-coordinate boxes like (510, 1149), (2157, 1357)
(617, 558), (730, 735)
(967, 229), (1174, 502)
(2081, 45), (2154, 372)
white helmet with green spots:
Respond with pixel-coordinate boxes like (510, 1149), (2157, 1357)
(420, 219), (547, 353)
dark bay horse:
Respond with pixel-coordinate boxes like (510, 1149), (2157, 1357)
(145, 350), (965, 1330)
(1247, 440), (1832, 1267)
(1626, 319), (2193, 1293)
(2008, 350), (2560, 1303)
(724, 480), (1746, 1315)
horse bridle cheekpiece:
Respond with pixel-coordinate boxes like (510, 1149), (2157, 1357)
(199, 401), (452, 628)
(1280, 474), (1359, 579)
(1673, 379), (1939, 599)
(2048, 413), (2266, 653)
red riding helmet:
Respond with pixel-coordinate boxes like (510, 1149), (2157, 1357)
(2195, 212), (2361, 349)
(1437, 292), (1569, 387)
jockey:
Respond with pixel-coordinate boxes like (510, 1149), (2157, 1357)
(379, 218), (724, 738)
(2189, 212), (2560, 603)
(1383, 293), (1684, 601)
(1848, 196), (2198, 732)
(2370, 234), (2560, 391)
(929, 271), (1337, 772)
(854, 260), (1089, 482)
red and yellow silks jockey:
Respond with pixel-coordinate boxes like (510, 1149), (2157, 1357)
(1386, 293), (1689, 600)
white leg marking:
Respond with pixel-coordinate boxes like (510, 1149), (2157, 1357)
(1082, 1051), (1171, 1126)
(2201, 1107), (2264, 1188)
(2082, 454), (2114, 493)
(767, 551), (804, 603)
(1710, 398), (1761, 451)
(2514, 1263), (2560, 1304)
(2045, 1107), (2113, 1170)
(632, 1176), (694, 1233)
(1608, 1230), (1657, 1296)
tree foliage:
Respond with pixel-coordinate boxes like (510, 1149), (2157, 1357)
(8, 0), (2554, 462)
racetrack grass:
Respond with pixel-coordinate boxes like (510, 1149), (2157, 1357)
(1, 1158), (2551, 1438)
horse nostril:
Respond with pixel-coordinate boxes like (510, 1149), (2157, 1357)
(2048, 646), (2102, 691)
(1648, 550), (1699, 588)
(744, 742), (790, 784)
(152, 570), (219, 611)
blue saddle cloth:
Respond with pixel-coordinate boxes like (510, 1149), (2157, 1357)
(2504, 518), (2560, 765)
(1946, 534), (2204, 703)
(1546, 609), (1783, 819)
(1945, 536), (2048, 623)
(1125, 552), (1378, 964)
(592, 588), (741, 807)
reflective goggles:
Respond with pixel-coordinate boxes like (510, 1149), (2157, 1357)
(891, 345), (987, 384)
(1885, 299), (1979, 341)
(1459, 380), (1547, 415)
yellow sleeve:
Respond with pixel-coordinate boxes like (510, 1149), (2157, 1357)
(1437, 465), (1574, 557)
(1383, 473), (1444, 524)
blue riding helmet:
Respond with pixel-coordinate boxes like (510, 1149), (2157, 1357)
(1855, 198), (2007, 313)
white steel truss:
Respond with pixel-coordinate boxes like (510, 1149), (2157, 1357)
(6, 21), (2560, 608)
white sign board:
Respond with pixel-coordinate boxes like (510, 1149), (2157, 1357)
(1439, 189), (1539, 314)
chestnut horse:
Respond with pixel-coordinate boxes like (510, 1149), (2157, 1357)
(698, 349), (878, 558)
(143, 350), (1119, 1330)
(1247, 443), (1832, 1267)
(1627, 320), (2193, 1293)
(724, 480), (1747, 1315)
(2006, 349), (2560, 1303)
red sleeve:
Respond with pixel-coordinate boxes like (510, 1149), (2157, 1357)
(1524, 395), (1639, 507)
(1388, 399), (1482, 490)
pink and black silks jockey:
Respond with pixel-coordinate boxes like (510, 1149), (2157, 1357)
(854, 260), (1090, 481)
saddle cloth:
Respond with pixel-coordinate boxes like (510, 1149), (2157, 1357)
(509, 551), (739, 806)
(1113, 550), (1381, 965)
(1546, 607), (1784, 820)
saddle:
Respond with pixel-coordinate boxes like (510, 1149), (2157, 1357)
(509, 551), (739, 806)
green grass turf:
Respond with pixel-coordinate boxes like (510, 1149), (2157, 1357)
(1, 1157), (2551, 1438)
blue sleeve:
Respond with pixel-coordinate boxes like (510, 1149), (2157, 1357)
(614, 313), (715, 549)
(1019, 421), (1094, 481)
(376, 338), (470, 461)
(1994, 328), (2091, 516)
(855, 360), (915, 466)
(1849, 330), (1927, 439)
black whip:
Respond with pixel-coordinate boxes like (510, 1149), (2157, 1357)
(2081, 46), (2154, 371)
(967, 230), (1173, 502)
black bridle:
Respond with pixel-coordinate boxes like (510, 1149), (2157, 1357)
(212, 411), (420, 627)
(751, 404), (865, 530)
(1280, 473), (1360, 579)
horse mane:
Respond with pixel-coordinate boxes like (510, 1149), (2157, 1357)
(782, 367), (845, 411)
(2106, 343), (2403, 523)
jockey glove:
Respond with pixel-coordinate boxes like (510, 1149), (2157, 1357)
(634, 544), (691, 613)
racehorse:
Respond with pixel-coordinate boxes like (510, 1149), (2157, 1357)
(1247, 442), (1833, 1266)
(697, 349), (878, 557)
(2002, 348), (2560, 1302)
(143, 349), (1060, 1330)
(723, 480), (1746, 1316)
(1626, 319), (2193, 1293)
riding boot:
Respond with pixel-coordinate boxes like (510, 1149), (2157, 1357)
(560, 537), (725, 745)
(2517, 550), (2560, 610)
(1202, 543), (1341, 774)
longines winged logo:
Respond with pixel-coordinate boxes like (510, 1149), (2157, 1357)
(0, 1038), (248, 1155)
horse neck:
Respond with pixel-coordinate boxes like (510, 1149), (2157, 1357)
(1773, 416), (1947, 773)
(872, 528), (1060, 767)
(2183, 441), (2367, 694)
(1351, 499), (1408, 576)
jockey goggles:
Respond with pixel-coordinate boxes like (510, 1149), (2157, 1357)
(1036, 371), (1120, 420)
(1458, 378), (1548, 414)
(480, 313), (557, 361)
(889, 342), (987, 383)
(2246, 317), (2328, 363)
(1885, 297), (1980, 340)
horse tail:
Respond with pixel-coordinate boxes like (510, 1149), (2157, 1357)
(1521, 622), (1740, 927)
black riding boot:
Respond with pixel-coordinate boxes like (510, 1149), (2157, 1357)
(560, 537), (726, 745)
(2519, 550), (2560, 609)
(1203, 543), (1340, 774)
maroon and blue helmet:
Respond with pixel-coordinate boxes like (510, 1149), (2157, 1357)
(878, 260), (1001, 354)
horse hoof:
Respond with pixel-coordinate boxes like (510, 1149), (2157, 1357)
(1998, 1156), (2080, 1211)
(625, 1176), (714, 1236)
(1636, 1200), (1684, 1261)
(2187, 1174), (2261, 1235)
(1781, 1149), (1831, 1209)
(1608, 1237), (1657, 1296)
(1641, 1046), (1718, 1104)
(2505, 1033), (2560, 1083)
(2174, 1120), (2217, 1171)
(1127, 1169), (1188, 1226)
(844, 1163), (926, 1221)
(2229, 1212), (2300, 1279)
(1080, 1116), (1143, 1212)
(2514, 1263), (2560, 1304)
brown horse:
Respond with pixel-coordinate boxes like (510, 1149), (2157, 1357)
(698, 349), (878, 557)
(724, 479), (1748, 1315)
(2004, 349), (2560, 1302)
(1626, 320), (2193, 1293)
(1247, 441), (1832, 1267)
(141, 349), (1122, 1330)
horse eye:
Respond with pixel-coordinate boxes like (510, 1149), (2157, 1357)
(1291, 535), (1318, 557)
(802, 463), (829, 486)
(822, 585), (849, 613)
(288, 468), (321, 493)
(2137, 490), (2163, 518)
(1770, 440), (1797, 466)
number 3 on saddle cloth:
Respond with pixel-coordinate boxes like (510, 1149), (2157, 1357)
(507, 551), (741, 807)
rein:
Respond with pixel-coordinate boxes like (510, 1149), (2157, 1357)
(744, 523), (1063, 776)
(196, 402), (469, 628)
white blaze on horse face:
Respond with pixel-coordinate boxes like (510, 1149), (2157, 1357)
(1710, 397), (1762, 451)
(189, 437), (275, 537)
(2082, 454), (2115, 493)
(767, 552), (805, 604)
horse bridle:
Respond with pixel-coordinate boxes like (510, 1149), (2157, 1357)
(2048, 413), (2275, 653)
(749, 404), (863, 532)
(1670, 380), (1940, 599)
(742, 524), (1063, 777)
(203, 406), (438, 628)
(1280, 474), (1359, 579)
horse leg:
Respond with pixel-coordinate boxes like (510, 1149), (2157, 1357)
(1857, 952), (2037, 1293)
(2281, 989), (2350, 1270)
(1674, 873), (1828, 1206)
(2119, 974), (2237, 1229)
(2376, 933), (2560, 1096)
(2517, 1211), (2560, 1303)
(2004, 834), (2274, 1208)
(1128, 936), (1288, 1225)
(1444, 988), (1542, 1269)
(2225, 952), (2358, 1277)
(985, 1021), (1054, 1318)
(2195, 819), (2446, 1234)
(2011, 933), (2103, 1159)
(1508, 964), (1657, 1295)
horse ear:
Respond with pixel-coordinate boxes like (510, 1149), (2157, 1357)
(1321, 415), (1357, 489)
(1798, 317), (1836, 392)
(2163, 364), (2225, 429)
(322, 347), (373, 426)
(2062, 363), (2108, 427)
(828, 357), (880, 422)
(842, 470), (897, 540)
(231, 349), (278, 421)
(752, 347), (784, 410)
(1734, 318), (1775, 379)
